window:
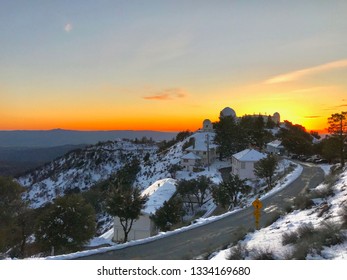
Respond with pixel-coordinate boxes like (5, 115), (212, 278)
(241, 162), (246, 169)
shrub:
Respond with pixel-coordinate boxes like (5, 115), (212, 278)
(227, 243), (247, 260)
(282, 231), (299, 245)
(297, 223), (315, 239)
(293, 194), (314, 210)
(288, 221), (345, 259)
(290, 242), (312, 260)
(250, 247), (275, 260)
(324, 169), (341, 189)
(318, 221), (345, 247)
(310, 185), (334, 200)
(340, 202), (347, 228)
(283, 203), (294, 214)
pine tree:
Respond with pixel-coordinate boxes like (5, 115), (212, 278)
(214, 117), (247, 159)
(35, 194), (96, 255)
(212, 174), (250, 209)
(106, 186), (148, 243)
(191, 176), (213, 207)
(0, 176), (27, 255)
(277, 121), (313, 155)
(254, 154), (278, 190)
(151, 197), (184, 231)
(328, 112), (347, 167)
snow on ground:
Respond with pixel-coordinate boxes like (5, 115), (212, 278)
(86, 178), (178, 247)
(211, 166), (347, 260)
(135, 131), (224, 189)
(176, 159), (228, 184)
(43, 160), (303, 260)
(19, 140), (158, 208)
(261, 163), (303, 200)
(141, 178), (177, 215)
(320, 164), (333, 176)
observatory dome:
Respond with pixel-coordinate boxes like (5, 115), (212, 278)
(220, 107), (236, 118)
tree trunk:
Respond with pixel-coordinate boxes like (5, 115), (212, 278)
(121, 220), (129, 243)
(123, 231), (128, 243)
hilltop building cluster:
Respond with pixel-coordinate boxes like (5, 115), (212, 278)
(114, 106), (283, 242)
(180, 106), (282, 178)
(219, 106), (280, 124)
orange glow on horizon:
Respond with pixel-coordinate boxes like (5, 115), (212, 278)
(1, 81), (340, 134)
(0, 116), (203, 132)
(0, 111), (330, 133)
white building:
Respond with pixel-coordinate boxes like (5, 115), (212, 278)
(202, 119), (214, 132)
(181, 152), (202, 172)
(231, 149), (266, 180)
(113, 178), (177, 242)
(180, 131), (218, 171)
(266, 140), (284, 155)
(220, 107), (237, 119)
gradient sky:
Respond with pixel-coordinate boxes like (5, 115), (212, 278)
(1, 0), (347, 132)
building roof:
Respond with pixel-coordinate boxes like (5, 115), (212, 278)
(181, 152), (201, 160)
(267, 140), (283, 148)
(141, 178), (177, 215)
(232, 149), (266, 162)
(185, 131), (218, 152)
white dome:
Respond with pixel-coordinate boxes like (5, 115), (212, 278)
(203, 119), (212, 125)
(220, 107), (236, 118)
(202, 119), (213, 131)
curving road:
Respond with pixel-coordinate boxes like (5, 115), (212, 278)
(77, 163), (324, 260)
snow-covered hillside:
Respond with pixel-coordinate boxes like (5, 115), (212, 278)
(18, 131), (205, 208)
(135, 131), (225, 188)
(212, 166), (347, 260)
(134, 138), (185, 189)
(18, 140), (158, 208)
(17, 132), (226, 236)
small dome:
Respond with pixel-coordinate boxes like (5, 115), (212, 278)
(203, 119), (212, 125)
(202, 119), (213, 131)
(220, 107), (236, 118)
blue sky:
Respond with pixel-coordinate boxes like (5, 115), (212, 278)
(1, 1), (347, 131)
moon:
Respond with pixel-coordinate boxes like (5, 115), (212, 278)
(64, 23), (73, 32)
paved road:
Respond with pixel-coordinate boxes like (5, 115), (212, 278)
(77, 163), (324, 260)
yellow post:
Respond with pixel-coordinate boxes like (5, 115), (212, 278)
(252, 198), (263, 230)
(253, 209), (261, 230)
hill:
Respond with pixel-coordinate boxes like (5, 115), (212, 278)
(0, 145), (86, 176)
(211, 165), (347, 260)
(0, 129), (177, 147)
(17, 140), (158, 208)
(16, 131), (225, 236)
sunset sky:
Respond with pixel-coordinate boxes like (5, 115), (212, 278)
(1, 1), (347, 132)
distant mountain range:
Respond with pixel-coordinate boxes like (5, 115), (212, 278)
(0, 129), (177, 176)
(0, 145), (86, 176)
(0, 129), (177, 147)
